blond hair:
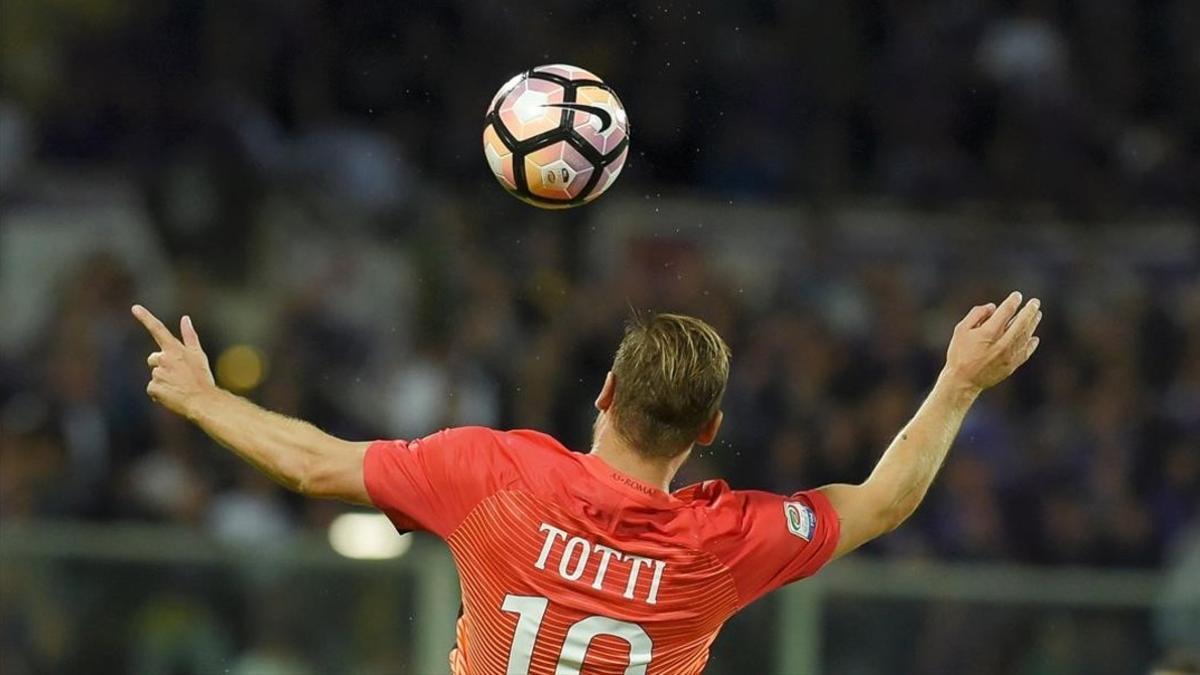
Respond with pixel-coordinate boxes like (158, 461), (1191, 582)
(609, 311), (731, 458)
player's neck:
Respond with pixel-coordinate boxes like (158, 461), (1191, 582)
(590, 423), (689, 493)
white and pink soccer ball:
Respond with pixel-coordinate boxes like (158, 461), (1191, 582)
(483, 64), (630, 209)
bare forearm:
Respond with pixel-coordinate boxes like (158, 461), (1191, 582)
(131, 305), (371, 503)
(185, 388), (364, 495)
(819, 294), (1041, 559)
(864, 370), (979, 521)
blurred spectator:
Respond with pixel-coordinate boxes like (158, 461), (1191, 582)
(1152, 651), (1200, 675)
(125, 414), (210, 525)
(207, 468), (295, 546)
(129, 596), (233, 675)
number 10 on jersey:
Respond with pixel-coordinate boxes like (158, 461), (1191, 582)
(502, 595), (653, 675)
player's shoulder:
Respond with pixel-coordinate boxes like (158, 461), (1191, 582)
(495, 427), (573, 452)
(486, 428), (580, 467)
(454, 428), (598, 507)
(392, 426), (576, 475)
(671, 480), (810, 542)
(672, 478), (741, 509)
(668, 479), (747, 535)
(420, 426), (568, 453)
(454, 426), (584, 476)
(671, 481), (841, 606)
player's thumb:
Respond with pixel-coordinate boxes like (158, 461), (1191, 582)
(181, 315), (202, 350)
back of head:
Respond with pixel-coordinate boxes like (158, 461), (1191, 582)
(609, 311), (731, 459)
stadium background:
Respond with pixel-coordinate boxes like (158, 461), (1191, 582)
(0, 0), (1197, 673)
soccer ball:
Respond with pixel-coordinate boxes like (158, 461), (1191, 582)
(483, 64), (630, 209)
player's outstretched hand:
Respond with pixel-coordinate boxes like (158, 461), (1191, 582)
(942, 291), (1042, 394)
(132, 305), (217, 418)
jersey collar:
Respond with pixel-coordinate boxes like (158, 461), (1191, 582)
(580, 453), (679, 506)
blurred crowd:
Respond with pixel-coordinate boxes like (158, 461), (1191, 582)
(2, 207), (1197, 569)
(2, 199), (1198, 672)
(2, 0), (1199, 673)
(1, 0), (1198, 217)
(0, 0), (1199, 576)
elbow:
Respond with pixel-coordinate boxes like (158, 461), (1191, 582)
(879, 508), (908, 534)
(295, 441), (363, 500)
(293, 472), (317, 497)
(290, 464), (316, 496)
(879, 497), (921, 534)
(295, 459), (337, 498)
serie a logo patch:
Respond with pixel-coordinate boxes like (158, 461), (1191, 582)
(783, 502), (815, 540)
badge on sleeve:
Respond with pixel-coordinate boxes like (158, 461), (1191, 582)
(783, 501), (815, 541)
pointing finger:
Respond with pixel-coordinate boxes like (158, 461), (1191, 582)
(181, 315), (202, 350)
(132, 305), (180, 349)
(981, 291), (1023, 335)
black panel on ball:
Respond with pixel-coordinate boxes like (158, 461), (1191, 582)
(486, 67), (628, 207)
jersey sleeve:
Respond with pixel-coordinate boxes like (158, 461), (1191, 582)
(713, 488), (841, 609)
(362, 426), (511, 538)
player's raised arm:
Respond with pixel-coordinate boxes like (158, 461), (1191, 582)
(131, 305), (371, 504)
(818, 291), (1042, 559)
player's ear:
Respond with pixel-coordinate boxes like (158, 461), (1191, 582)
(695, 410), (723, 446)
(595, 372), (616, 412)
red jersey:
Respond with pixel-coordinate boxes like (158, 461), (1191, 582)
(364, 427), (840, 675)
